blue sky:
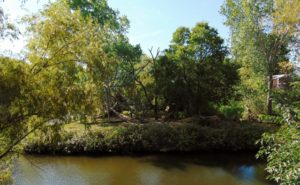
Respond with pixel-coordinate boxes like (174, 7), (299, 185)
(0, 0), (229, 55)
(109, 0), (229, 52)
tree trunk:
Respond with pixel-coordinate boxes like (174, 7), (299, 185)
(149, 47), (160, 120)
(154, 97), (158, 120)
(267, 75), (273, 115)
(109, 107), (140, 123)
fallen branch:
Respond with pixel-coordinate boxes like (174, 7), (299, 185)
(109, 107), (136, 123)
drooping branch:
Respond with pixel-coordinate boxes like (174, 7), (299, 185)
(0, 123), (43, 159)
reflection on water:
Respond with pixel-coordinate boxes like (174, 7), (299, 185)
(238, 166), (255, 181)
(13, 153), (275, 185)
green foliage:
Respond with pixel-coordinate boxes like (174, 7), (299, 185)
(221, 0), (290, 116)
(65, 0), (145, 117)
(0, 0), (123, 173)
(222, 2), (299, 182)
(24, 122), (273, 154)
(256, 76), (300, 185)
(216, 101), (244, 121)
(1, 0), (296, 183)
(25, 0), (110, 119)
(0, 57), (30, 165)
(155, 23), (239, 116)
(257, 114), (284, 125)
(66, 0), (129, 33)
(257, 125), (300, 184)
(273, 77), (300, 121)
(0, 57), (27, 127)
(0, 167), (12, 185)
(0, 151), (13, 185)
(0, 0), (142, 169)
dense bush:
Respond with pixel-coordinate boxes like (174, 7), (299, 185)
(257, 125), (300, 185)
(216, 101), (244, 121)
(153, 24), (239, 117)
(24, 122), (274, 154)
(0, 163), (12, 185)
(257, 114), (284, 125)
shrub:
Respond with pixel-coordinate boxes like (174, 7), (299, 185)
(217, 101), (244, 121)
(24, 121), (274, 155)
(0, 156), (13, 185)
(257, 125), (300, 185)
(257, 114), (284, 125)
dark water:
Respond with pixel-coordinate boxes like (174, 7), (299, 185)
(13, 153), (274, 185)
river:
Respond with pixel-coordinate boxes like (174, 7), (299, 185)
(13, 153), (275, 185)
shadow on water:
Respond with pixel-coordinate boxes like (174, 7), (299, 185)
(13, 152), (277, 185)
(140, 152), (260, 170)
(138, 152), (276, 185)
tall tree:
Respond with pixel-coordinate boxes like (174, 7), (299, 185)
(67, 0), (129, 34)
(66, 0), (145, 119)
(0, 0), (112, 161)
(156, 23), (238, 116)
(273, 0), (300, 62)
(221, 0), (291, 116)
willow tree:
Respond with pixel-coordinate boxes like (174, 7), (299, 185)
(25, 0), (113, 118)
(0, 0), (116, 163)
(0, 1), (132, 182)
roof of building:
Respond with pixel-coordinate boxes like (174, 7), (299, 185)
(272, 74), (287, 80)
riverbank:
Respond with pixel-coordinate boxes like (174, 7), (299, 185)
(23, 120), (276, 155)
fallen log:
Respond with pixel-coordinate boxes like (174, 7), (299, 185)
(109, 107), (139, 123)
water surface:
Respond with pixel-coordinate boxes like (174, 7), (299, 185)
(13, 153), (274, 185)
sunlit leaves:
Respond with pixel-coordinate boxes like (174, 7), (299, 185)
(272, 0), (300, 35)
(157, 22), (237, 115)
(23, 0), (117, 121)
(257, 126), (300, 185)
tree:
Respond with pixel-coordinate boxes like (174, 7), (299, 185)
(0, 57), (33, 184)
(272, 0), (300, 59)
(0, 0), (113, 161)
(65, 0), (148, 120)
(155, 22), (238, 117)
(0, 0), (144, 166)
(258, 73), (300, 185)
(1, 1), (138, 182)
(66, 0), (129, 34)
(221, 0), (291, 116)
(102, 37), (143, 120)
(0, 1), (19, 40)
(222, 1), (300, 184)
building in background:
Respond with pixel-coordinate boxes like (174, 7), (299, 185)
(272, 74), (289, 89)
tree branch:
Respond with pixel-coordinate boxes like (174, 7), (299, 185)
(0, 123), (43, 159)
